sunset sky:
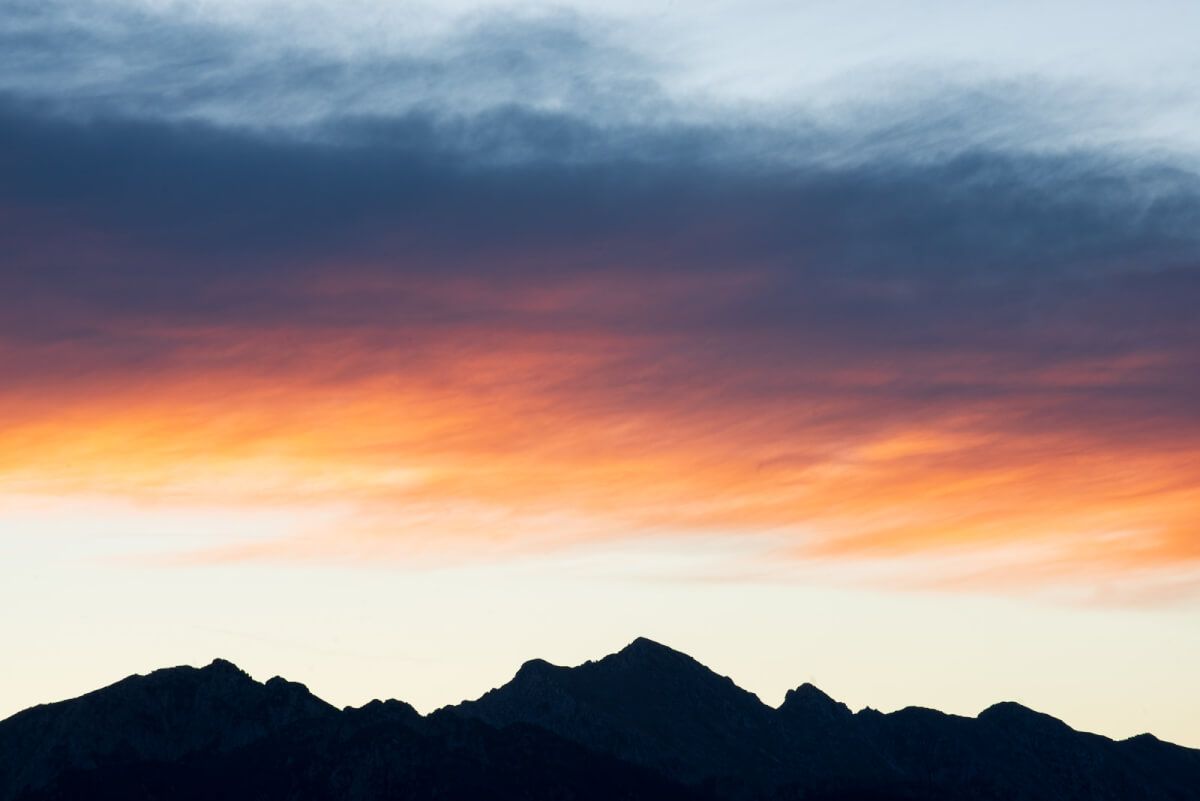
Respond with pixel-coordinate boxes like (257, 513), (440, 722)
(2, 0), (1199, 747)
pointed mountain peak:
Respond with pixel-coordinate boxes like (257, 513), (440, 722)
(157, 661), (314, 708)
(514, 657), (560, 676)
(978, 701), (1071, 734)
(783, 682), (835, 706)
(0, 659), (338, 799)
(604, 637), (705, 671)
(108, 658), (257, 696)
(346, 697), (421, 726)
(624, 636), (675, 654)
(779, 682), (852, 720)
(454, 638), (776, 786)
(108, 658), (332, 718)
(587, 637), (758, 703)
(201, 657), (251, 678)
(981, 700), (1034, 715)
(494, 657), (571, 698)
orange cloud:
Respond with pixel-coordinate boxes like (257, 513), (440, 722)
(3, 313), (1198, 601)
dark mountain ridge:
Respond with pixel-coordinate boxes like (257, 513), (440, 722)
(2, 639), (1198, 801)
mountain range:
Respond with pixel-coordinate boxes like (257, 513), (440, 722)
(2, 638), (1198, 800)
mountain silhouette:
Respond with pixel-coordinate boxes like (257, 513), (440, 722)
(455, 637), (788, 789)
(2, 639), (1198, 801)
(0, 658), (338, 799)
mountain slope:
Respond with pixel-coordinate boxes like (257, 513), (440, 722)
(451, 638), (1200, 800)
(2, 640), (1199, 801)
(862, 701), (1200, 801)
(454, 637), (794, 787)
(0, 659), (337, 801)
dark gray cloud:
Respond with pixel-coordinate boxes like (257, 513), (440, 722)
(1, 0), (1198, 441)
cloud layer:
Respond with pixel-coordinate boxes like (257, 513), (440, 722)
(2, 1), (1198, 601)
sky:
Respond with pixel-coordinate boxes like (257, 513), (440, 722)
(2, 0), (1199, 747)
